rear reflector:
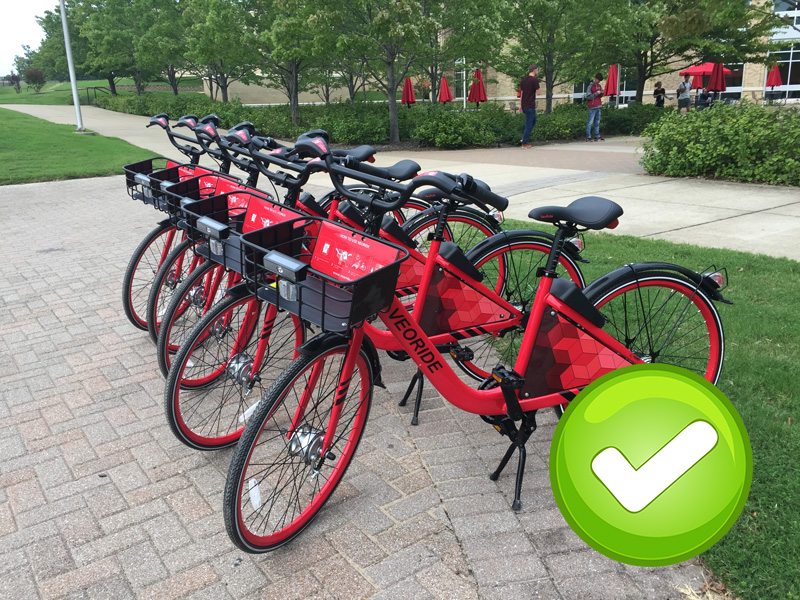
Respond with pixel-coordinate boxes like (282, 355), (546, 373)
(709, 271), (725, 287)
(568, 237), (584, 252)
(607, 219), (619, 230)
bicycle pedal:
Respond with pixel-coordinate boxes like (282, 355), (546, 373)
(449, 345), (474, 362)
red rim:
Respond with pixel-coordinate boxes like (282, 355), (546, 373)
(235, 350), (370, 549)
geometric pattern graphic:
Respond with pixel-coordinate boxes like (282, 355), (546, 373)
(523, 312), (632, 399)
(418, 268), (510, 336)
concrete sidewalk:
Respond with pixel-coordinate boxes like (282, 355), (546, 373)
(5, 103), (798, 261)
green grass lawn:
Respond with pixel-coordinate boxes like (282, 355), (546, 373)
(0, 83), (205, 106)
(505, 218), (800, 600)
(0, 108), (154, 185)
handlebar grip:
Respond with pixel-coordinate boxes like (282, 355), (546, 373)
(460, 174), (508, 212)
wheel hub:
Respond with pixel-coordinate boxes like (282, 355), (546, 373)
(187, 285), (205, 308)
(226, 353), (254, 385)
(287, 425), (325, 466)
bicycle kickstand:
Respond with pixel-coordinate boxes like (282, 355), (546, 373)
(398, 368), (424, 426)
(489, 412), (537, 511)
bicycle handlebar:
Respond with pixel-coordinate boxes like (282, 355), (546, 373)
(147, 113), (206, 161)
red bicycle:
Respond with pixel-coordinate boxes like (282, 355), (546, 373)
(221, 137), (729, 552)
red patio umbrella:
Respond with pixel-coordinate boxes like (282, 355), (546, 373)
(691, 75), (703, 89)
(401, 78), (416, 107)
(680, 62), (731, 77)
(604, 64), (619, 96)
(766, 64), (783, 88)
(467, 69), (487, 106)
(707, 63), (727, 93)
(438, 76), (453, 103)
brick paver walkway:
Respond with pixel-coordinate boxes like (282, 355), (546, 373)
(1, 177), (709, 599)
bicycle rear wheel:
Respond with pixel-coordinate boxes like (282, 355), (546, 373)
(450, 232), (585, 381)
(146, 239), (204, 343)
(122, 222), (182, 330)
(223, 342), (373, 552)
(156, 262), (237, 377)
(164, 294), (304, 450)
(585, 271), (724, 382)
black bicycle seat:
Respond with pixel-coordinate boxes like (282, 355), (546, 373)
(331, 145), (376, 162)
(529, 196), (622, 230)
(381, 159), (420, 181)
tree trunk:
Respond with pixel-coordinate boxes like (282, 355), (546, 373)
(346, 74), (357, 106)
(134, 69), (144, 96)
(107, 74), (117, 95)
(634, 51), (648, 103)
(544, 49), (555, 114)
(386, 59), (400, 144)
(167, 65), (179, 96)
(218, 72), (229, 103)
(289, 61), (300, 126)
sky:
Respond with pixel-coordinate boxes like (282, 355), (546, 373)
(1, 0), (61, 76)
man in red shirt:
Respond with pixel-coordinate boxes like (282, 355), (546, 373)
(585, 72), (604, 141)
(519, 64), (540, 149)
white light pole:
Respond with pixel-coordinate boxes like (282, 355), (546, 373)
(59, 0), (85, 131)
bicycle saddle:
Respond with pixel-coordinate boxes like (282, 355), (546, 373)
(529, 196), (622, 230)
(331, 145), (376, 162)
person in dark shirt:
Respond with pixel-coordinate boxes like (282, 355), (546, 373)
(519, 64), (540, 149)
(653, 81), (666, 107)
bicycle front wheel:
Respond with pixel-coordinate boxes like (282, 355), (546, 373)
(146, 239), (204, 343)
(122, 222), (182, 330)
(164, 294), (304, 450)
(223, 343), (373, 553)
(156, 262), (237, 378)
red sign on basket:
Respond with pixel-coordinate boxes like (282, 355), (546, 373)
(242, 197), (293, 233)
(311, 221), (398, 281)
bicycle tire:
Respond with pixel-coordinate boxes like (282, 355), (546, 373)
(164, 294), (304, 450)
(402, 206), (500, 254)
(145, 239), (204, 344)
(122, 222), (181, 330)
(156, 261), (236, 378)
(450, 232), (586, 381)
(223, 342), (373, 552)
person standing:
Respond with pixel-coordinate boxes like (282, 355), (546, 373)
(677, 74), (692, 115)
(519, 64), (540, 149)
(585, 72), (604, 142)
(653, 81), (666, 107)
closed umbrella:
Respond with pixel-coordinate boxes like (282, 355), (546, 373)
(691, 75), (703, 89)
(438, 76), (453, 103)
(401, 78), (416, 107)
(766, 64), (783, 88)
(467, 69), (487, 107)
(707, 63), (727, 94)
(680, 62), (731, 76)
(604, 64), (619, 96)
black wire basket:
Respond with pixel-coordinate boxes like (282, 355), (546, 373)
(241, 217), (409, 332)
(122, 157), (218, 211)
(180, 190), (302, 274)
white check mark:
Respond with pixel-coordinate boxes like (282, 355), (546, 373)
(591, 421), (718, 513)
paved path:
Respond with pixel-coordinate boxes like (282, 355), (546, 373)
(0, 177), (708, 600)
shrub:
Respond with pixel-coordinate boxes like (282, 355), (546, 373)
(9, 72), (21, 93)
(640, 101), (800, 186)
(95, 94), (670, 149)
(23, 68), (46, 93)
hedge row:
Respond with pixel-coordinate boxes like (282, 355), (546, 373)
(96, 94), (669, 149)
(640, 102), (800, 186)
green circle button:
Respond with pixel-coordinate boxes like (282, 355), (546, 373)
(549, 364), (752, 567)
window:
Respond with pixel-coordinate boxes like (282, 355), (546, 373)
(770, 42), (800, 98)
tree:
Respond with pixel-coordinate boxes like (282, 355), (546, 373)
(136, 0), (191, 96)
(23, 67), (47, 92)
(318, 0), (438, 143)
(34, 4), (91, 82)
(80, 0), (151, 95)
(250, 0), (318, 125)
(616, 0), (779, 102)
(8, 72), (21, 93)
(184, 0), (261, 102)
(493, 0), (619, 114)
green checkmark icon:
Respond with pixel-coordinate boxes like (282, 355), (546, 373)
(549, 364), (752, 567)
